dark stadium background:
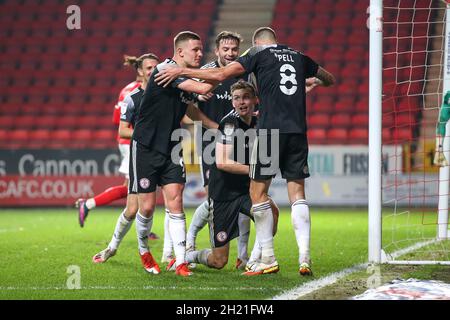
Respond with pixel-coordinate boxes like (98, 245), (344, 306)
(1, 0), (437, 207)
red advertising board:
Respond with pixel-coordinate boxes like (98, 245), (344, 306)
(0, 175), (165, 207)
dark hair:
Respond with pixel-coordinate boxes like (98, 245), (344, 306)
(174, 31), (201, 48)
(215, 31), (243, 48)
(123, 53), (159, 70)
(230, 80), (257, 97)
(252, 27), (277, 44)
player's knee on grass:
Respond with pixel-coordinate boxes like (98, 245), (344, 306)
(209, 252), (228, 269)
(208, 245), (229, 269)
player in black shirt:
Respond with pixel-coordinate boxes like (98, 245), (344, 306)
(185, 31), (252, 270)
(92, 53), (161, 265)
(155, 27), (335, 276)
(131, 31), (218, 277)
(186, 80), (279, 271)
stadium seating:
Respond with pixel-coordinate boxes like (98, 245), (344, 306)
(0, 0), (218, 149)
(1, 0), (429, 148)
(271, 0), (428, 144)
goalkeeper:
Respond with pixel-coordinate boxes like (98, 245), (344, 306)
(434, 91), (450, 167)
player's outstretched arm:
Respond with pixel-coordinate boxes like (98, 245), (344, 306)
(314, 66), (336, 87)
(176, 79), (219, 95)
(155, 62), (245, 87)
(118, 120), (133, 139)
(186, 104), (219, 130)
(215, 142), (249, 175)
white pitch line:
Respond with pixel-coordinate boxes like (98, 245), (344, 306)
(0, 285), (278, 291)
(0, 227), (24, 233)
(271, 263), (368, 300)
(271, 239), (446, 300)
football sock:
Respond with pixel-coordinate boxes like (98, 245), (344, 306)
(168, 212), (187, 266)
(136, 212), (153, 255)
(248, 238), (262, 263)
(85, 198), (96, 210)
(291, 199), (311, 264)
(186, 249), (211, 266)
(162, 208), (173, 258)
(108, 209), (134, 251)
(92, 185), (128, 208)
(252, 201), (275, 264)
(237, 213), (251, 261)
(186, 200), (209, 248)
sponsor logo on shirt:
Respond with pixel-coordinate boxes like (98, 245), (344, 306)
(215, 91), (232, 100)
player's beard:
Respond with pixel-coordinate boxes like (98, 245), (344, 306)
(219, 56), (236, 67)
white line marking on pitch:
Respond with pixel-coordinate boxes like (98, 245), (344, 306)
(0, 286), (277, 291)
(0, 227), (24, 233)
(271, 263), (368, 300)
(271, 240), (442, 300)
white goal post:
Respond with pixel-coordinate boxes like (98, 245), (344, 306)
(369, 0), (450, 265)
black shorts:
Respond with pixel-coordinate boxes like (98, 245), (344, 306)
(128, 143), (136, 194)
(199, 157), (212, 187)
(130, 140), (186, 193)
(250, 133), (310, 181)
(208, 194), (253, 248)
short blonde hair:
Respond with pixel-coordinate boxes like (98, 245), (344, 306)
(230, 80), (257, 97)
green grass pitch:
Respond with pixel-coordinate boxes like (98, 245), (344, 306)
(0, 208), (372, 299)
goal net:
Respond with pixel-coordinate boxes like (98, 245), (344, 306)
(370, 0), (450, 265)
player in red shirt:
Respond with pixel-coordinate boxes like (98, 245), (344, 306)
(75, 55), (158, 241)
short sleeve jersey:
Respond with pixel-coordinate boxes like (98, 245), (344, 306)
(113, 81), (142, 145)
(120, 87), (144, 126)
(238, 44), (318, 134)
(132, 58), (195, 155)
(208, 111), (257, 201)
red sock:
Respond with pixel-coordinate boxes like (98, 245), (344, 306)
(94, 185), (128, 207)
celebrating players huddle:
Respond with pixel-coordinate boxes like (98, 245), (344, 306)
(81, 27), (335, 277)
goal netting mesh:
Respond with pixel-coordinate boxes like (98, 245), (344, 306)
(381, 0), (450, 264)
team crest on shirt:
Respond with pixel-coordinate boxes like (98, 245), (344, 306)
(119, 101), (128, 115)
(139, 178), (150, 189)
(216, 231), (228, 242)
(224, 123), (235, 136)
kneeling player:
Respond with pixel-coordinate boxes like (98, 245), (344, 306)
(177, 80), (278, 274)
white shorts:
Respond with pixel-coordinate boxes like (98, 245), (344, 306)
(118, 143), (130, 178)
